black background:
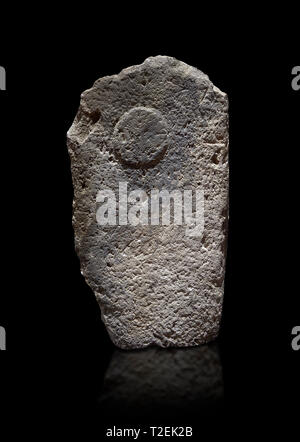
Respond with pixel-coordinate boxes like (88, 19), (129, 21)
(0, 14), (299, 440)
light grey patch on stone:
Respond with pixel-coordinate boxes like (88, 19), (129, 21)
(0, 326), (6, 350)
(0, 66), (6, 90)
(67, 55), (229, 349)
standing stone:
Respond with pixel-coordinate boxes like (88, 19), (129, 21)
(67, 56), (229, 349)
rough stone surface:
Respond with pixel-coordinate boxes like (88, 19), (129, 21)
(67, 56), (229, 349)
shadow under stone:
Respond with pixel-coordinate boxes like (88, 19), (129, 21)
(98, 343), (224, 423)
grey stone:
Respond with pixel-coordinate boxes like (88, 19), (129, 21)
(67, 56), (229, 349)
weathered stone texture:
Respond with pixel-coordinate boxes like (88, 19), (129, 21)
(67, 56), (229, 349)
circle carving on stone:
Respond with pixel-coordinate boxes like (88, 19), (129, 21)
(112, 107), (168, 168)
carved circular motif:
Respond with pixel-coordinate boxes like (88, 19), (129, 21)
(112, 107), (168, 168)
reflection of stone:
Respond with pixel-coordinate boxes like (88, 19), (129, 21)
(98, 344), (223, 417)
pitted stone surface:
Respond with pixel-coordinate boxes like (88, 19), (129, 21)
(112, 106), (168, 168)
(67, 56), (229, 349)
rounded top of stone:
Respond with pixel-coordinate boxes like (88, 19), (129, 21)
(68, 56), (227, 146)
(88, 55), (225, 96)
